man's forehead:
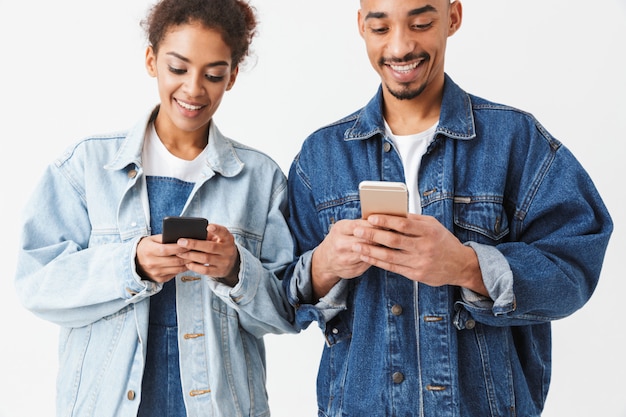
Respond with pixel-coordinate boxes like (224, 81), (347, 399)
(359, 0), (450, 8)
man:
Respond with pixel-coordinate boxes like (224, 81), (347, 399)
(283, 0), (613, 416)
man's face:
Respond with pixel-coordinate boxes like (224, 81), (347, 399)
(358, 0), (461, 101)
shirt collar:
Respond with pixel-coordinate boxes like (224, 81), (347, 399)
(344, 74), (477, 142)
(104, 106), (244, 178)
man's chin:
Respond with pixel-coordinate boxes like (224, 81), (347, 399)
(385, 82), (427, 101)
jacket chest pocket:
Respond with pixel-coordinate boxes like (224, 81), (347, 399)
(317, 199), (361, 235)
(453, 198), (510, 244)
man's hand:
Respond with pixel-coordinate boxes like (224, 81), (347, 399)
(352, 214), (487, 296)
(311, 219), (373, 300)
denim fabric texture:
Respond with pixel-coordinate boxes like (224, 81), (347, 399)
(137, 177), (192, 417)
(284, 75), (613, 417)
(15, 107), (296, 417)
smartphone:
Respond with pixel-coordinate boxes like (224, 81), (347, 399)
(359, 181), (408, 219)
(162, 216), (208, 244)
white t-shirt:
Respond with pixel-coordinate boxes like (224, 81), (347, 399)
(142, 123), (209, 182)
(386, 121), (437, 214)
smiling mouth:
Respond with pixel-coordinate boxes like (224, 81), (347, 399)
(388, 59), (424, 73)
(176, 98), (204, 111)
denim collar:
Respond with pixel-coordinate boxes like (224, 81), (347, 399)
(104, 106), (244, 178)
(344, 74), (477, 142)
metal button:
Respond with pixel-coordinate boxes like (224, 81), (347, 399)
(127, 390), (136, 401)
(383, 142), (392, 152)
(184, 333), (205, 339)
(392, 372), (404, 384)
(127, 169), (137, 179)
(465, 319), (476, 330)
(391, 304), (403, 316)
(331, 328), (339, 334)
(181, 275), (201, 282)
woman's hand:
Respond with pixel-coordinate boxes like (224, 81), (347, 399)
(176, 224), (241, 287)
(135, 235), (190, 283)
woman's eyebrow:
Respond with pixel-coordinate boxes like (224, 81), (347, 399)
(166, 51), (229, 68)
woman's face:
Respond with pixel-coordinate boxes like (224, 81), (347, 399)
(145, 21), (238, 141)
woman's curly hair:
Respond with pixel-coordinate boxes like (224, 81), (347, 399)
(142, 0), (257, 67)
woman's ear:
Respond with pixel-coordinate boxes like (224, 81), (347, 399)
(145, 46), (158, 77)
(226, 66), (240, 91)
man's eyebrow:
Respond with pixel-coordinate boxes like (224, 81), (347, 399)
(365, 5), (437, 20)
(166, 51), (229, 68)
(408, 5), (437, 16)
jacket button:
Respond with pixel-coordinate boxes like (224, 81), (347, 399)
(391, 304), (403, 316)
(127, 169), (137, 179)
(383, 142), (392, 152)
(465, 319), (476, 329)
(392, 372), (404, 384)
(127, 390), (136, 401)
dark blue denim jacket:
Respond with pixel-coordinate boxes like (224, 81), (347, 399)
(284, 75), (612, 417)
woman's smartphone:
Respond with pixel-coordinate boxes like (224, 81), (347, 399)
(162, 216), (208, 243)
(359, 181), (408, 219)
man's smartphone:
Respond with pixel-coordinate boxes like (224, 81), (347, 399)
(359, 181), (408, 219)
(162, 216), (208, 244)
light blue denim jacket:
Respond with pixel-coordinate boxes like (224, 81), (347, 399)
(285, 75), (613, 417)
(15, 108), (296, 417)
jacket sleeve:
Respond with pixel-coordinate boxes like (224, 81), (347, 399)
(208, 169), (298, 337)
(14, 162), (158, 329)
(281, 153), (351, 332)
(456, 142), (613, 328)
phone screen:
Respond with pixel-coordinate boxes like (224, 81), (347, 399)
(162, 216), (208, 243)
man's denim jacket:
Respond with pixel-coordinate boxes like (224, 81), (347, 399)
(15, 108), (296, 417)
(285, 75), (613, 417)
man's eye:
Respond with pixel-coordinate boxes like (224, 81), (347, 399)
(413, 22), (433, 30)
(370, 26), (389, 34)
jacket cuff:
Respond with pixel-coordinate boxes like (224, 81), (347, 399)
(462, 241), (516, 315)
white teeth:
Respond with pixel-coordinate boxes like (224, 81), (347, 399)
(176, 99), (202, 111)
(390, 62), (420, 72)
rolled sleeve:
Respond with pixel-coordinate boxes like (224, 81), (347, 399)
(461, 242), (515, 315)
(288, 249), (349, 330)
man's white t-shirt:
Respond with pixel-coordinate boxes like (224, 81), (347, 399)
(386, 121), (437, 214)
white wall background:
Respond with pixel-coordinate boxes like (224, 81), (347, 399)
(1, 1), (624, 416)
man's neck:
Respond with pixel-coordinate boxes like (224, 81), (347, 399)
(382, 80), (444, 136)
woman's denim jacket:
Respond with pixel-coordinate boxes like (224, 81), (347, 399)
(285, 75), (613, 417)
(15, 108), (296, 417)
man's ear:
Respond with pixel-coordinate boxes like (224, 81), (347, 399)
(448, 1), (463, 37)
(357, 9), (366, 40)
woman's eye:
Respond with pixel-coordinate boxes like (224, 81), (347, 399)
(168, 66), (186, 75)
(205, 74), (226, 83)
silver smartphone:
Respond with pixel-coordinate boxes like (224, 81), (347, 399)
(359, 181), (408, 219)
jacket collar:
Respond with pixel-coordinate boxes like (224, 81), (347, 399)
(344, 74), (477, 142)
(104, 106), (244, 178)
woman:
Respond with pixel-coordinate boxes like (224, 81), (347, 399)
(14, 0), (295, 416)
